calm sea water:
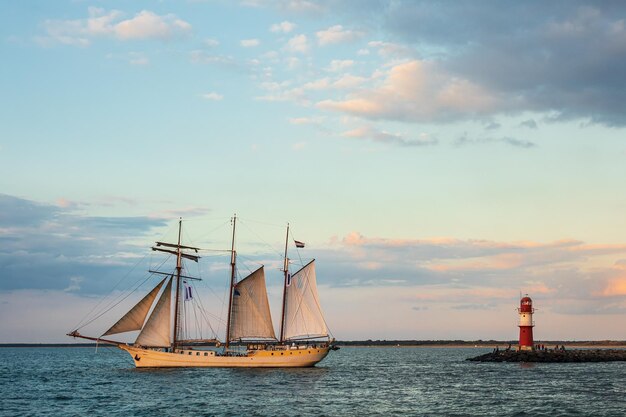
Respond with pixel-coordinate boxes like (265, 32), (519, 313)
(2, 346), (626, 416)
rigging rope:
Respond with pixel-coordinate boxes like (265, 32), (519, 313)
(238, 218), (284, 259)
(72, 253), (169, 332)
(71, 221), (180, 331)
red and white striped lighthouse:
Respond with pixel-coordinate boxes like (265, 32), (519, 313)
(518, 295), (535, 351)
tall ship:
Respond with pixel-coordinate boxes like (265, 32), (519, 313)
(68, 217), (336, 367)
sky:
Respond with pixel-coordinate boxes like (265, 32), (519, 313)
(1, 0), (626, 343)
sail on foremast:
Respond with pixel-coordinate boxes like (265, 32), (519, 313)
(102, 277), (167, 337)
(135, 278), (173, 347)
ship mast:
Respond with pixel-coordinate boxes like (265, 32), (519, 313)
(172, 218), (183, 349)
(279, 223), (289, 343)
(224, 215), (237, 349)
(150, 218), (200, 351)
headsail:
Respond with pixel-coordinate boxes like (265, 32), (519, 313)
(229, 267), (277, 341)
(102, 277), (167, 337)
(282, 260), (328, 341)
(135, 277), (173, 347)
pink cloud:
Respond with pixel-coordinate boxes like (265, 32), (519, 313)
(39, 8), (192, 46)
(317, 60), (500, 122)
(602, 278), (626, 296)
(316, 25), (363, 46)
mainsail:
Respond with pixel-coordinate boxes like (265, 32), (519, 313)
(135, 278), (173, 347)
(102, 277), (167, 336)
(229, 267), (276, 341)
(282, 260), (328, 340)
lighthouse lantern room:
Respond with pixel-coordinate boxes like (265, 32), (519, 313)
(518, 295), (535, 351)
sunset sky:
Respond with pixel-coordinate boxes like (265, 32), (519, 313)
(2, 1), (626, 342)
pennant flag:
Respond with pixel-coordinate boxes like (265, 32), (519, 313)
(183, 281), (193, 301)
(294, 240), (305, 248)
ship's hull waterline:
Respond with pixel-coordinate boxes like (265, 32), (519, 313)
(120, 344), (330, 368)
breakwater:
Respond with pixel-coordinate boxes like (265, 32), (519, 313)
(468, 348), (626, 362)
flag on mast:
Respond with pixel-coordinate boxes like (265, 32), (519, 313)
(183, 281), (193, 301)
(294, 240), (305, 248)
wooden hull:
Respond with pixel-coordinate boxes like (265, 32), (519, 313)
(119, 344), (330, 368)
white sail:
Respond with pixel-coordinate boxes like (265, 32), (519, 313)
(230, 267), (277, 341)
(283, 260), (328, 340)
(102, 278), (167, 337)
(135, 278), (172, 347)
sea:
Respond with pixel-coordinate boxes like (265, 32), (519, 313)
(2, 346), (625, 416)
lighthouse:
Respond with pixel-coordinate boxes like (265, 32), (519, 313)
(518, 295), (535, 351)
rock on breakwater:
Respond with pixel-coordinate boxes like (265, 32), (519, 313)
(467, 349), (626, 363)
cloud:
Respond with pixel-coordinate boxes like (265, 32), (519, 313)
(381, 1), (626, 126)
(203, 38), (220, 47)
(245, 2), (626, 127)
(190, 50), (236, 67)
(4, 192), (626, 340)
(64, 276), (84, 292)
(284, 34), (309, 53)
(38, 7), (192, 46)
(314, 232), (626, 318)
(115, 10), (191, 40)
(302, 78), (330, 90)
(240, 38), (260, 47)
(317, 60), (500, 123)
(455, 133), (536, 148)
(0, 194), (169, 294)
(285, 0), (325, 13)
(128, 52), (149, 66)
(332, 74), (367, 89)
(284, 56), (301, 69)
(270, 21), (296, 33)
(244, 0), (325, 14)
(129, 57), (149, 66)
(501, 137), (535, 148)
(342, 125), (438, 147)
(201, 92), (224, 101)
(316, 25), (364, 45)
(289, 117), (324, 125)
(326, 59), (354, 72)
(56, 198), (81, 209)
(520, 119), (538, 129)
(0, 194), (61, 227)
(367, 41), (413, 58)
(484, 121), (501, 130)
(602, 278), (626, 296)
(254, 79), (314, 103)
(600, 261), (626, 296)
(156, 206), (212, 219)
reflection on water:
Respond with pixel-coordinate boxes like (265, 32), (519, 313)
(2, 346), (626, 416)
(519, 362), (536, 369)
